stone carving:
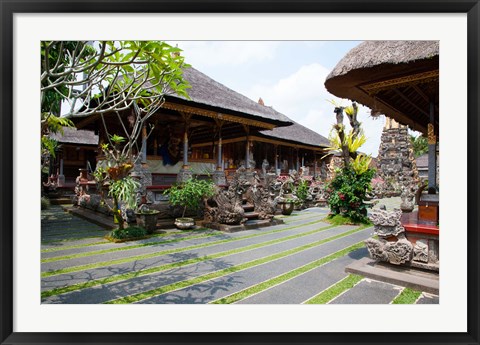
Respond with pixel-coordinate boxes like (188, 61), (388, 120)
(364, 209), (413, 265)
(131, 159), (153, 205)
(365, 238), (413, 265)
(375, 120), (420, 198)
(251, 179), (278, 220)
(261, 159), (270, 176)
(400, 183), (417, 212)
(413, 239), (429, 263)
(308, 181), (328, 207)
(204, 175), (247, 225)
(204, 168), (279, 225)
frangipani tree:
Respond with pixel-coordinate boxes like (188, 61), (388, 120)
(41, 41), (191, 228)
(41, 40), (190, 161)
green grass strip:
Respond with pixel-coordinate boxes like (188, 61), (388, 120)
(41, 223), (342, 298)
(211, 242), (366, 304)
(41, 229), (192, 252)
(104, 225), (370, 304)
(41, 218), (327, 278)
(282, 213), (326, 224)
(304, 274), (364, 304)
(41, 240), (111, 252)
(41, 234), (112, 244)
(41, 228), (195, 253)
(391, 288), (422, 304)
(41, 231), (217, 263)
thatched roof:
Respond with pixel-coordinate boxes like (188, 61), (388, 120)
(72, 66), (292, 129)
(166, 67), (292, 126)
(325, 41), (439, 134)
(259, 120), (330, 148)
(327, 41), (439, 80)
(50, 127), (98, 146)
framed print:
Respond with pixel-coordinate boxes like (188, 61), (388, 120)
(1, 1), (479, 344)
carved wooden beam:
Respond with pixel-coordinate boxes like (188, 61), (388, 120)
(163, 101), (276, 130)
(392, 88), (430, 118)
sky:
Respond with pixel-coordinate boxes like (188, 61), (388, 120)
(168, 40), (387, 157)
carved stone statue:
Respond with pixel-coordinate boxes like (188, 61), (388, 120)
(204, 167), (278, 225)
(261, 159), (270, 177)
(364, 209), (413, 265)
(400, 183), (417, 212)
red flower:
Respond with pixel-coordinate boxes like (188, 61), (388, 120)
(338, 193), (345, 200)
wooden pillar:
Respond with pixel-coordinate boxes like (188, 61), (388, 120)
(274, 145), (279, 174)
(245, 137), (250, 169)
(243, 124), (251, 170)
(180, 112), (192, 170)
(217, 137), (223, 171)
(313, 152), (317, 179)
(428, 101), (437, 192)
(296, 148), (300, 171)
(141, 125), (147, 164)
(183, 131), (189, 168)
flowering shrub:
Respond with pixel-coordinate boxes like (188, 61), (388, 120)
(326, 167), (375, 224)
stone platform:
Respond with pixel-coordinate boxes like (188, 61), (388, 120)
(204, 218), (284, 233)
(345, 257), (439, 295)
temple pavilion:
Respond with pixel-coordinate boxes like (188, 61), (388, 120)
(51, 66), (331, 189)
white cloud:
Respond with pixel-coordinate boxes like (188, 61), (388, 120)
(173, 41), (280, 67)
(244, 63), (330, 115)
(172, 42), (386, 157)
(241, 63), (385, 157)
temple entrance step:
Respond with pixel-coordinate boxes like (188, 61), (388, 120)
(49, 196), (74, 205)
(244, 211), (260, 220)
(242, 203), (255, 212)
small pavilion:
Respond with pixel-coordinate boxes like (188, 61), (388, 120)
(326, 40), (440, 275)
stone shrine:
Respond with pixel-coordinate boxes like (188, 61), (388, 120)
(376, 118), (420, 198)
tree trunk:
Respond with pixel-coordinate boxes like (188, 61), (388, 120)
(113, 196), (124, 230)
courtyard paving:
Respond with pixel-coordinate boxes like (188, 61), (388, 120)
(41, 202), (438, 305)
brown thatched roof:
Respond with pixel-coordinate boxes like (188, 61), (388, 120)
(72, 66), (292, 129)
(327, 41), (439, 80)
(259, 120), (330, 148)
(325, 41), (439, 134)
(167, 67), (292, 126)
(50, 127), (98, 146)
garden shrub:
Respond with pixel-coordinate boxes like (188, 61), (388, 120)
(109, 226), (147, 240)
(326, 167), (375, 224)
(165, 177), (216, 218)
(295, 178), (310, 205)
(41, 196), (51, 210)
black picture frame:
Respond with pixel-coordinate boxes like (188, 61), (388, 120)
(1, 1), (479, 344)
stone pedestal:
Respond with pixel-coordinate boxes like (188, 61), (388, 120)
(132, 161), (153, 205)
(176, 168), (193, 184)
(365, 208), (439, 271)
(212, 170), (227, 186)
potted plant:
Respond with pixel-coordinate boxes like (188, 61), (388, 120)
(135, 204), (160, 234)
(164, 177), (215, 230)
